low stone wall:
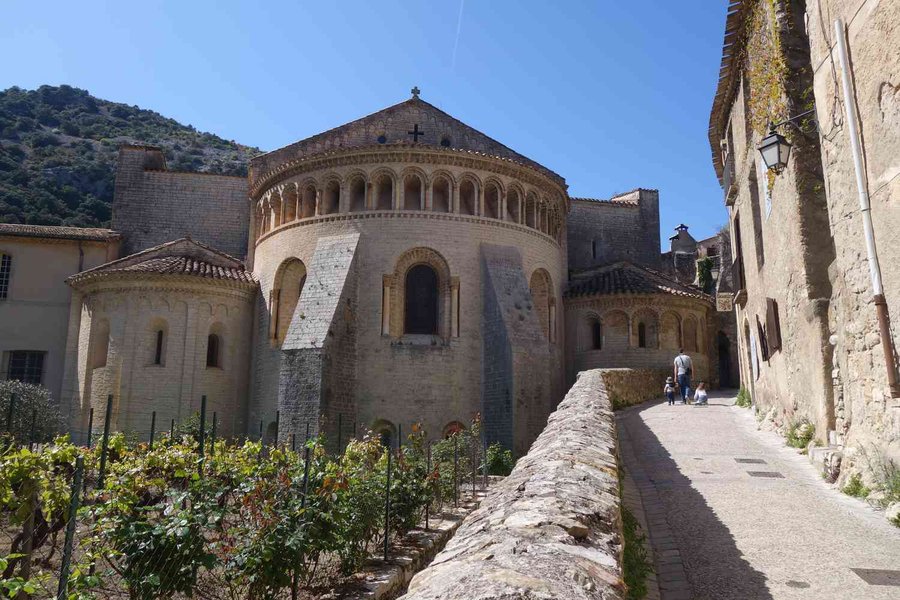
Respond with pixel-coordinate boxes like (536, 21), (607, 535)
(399, 369), (625, 600)
(601, 368), (669, 409)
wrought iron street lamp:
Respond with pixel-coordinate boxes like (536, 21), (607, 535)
(757, 109), (816, 173)
(758, 127), (792, 173)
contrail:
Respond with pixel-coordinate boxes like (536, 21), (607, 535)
(451, 0), (465, 72)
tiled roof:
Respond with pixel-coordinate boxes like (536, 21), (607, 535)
(68, 238), (256, 287)
(566, 261), (713, 302)
(92, 255), (257, 283)
(0, 223), (121, 242)
(709, 0), (748, 183)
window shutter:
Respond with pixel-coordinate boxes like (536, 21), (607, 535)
(732, 257), (744, 291)
(756, 316), (769, 362)
(766, 298), (782, 352)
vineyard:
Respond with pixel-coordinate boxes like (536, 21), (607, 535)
(0, 385), (512, 600)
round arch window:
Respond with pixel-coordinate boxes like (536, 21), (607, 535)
(405, 264), (439, 334)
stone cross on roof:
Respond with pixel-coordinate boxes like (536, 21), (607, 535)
(411, 86), (420, 99)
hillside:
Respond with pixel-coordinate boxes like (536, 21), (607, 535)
(0, 85), (261, 227)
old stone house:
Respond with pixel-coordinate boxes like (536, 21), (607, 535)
(2, 92), (719, 454)
(709, 0), (900, 477)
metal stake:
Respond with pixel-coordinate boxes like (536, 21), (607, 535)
(337, 413), (342, 454)
(453, 435), (459, 508)
(210, 412), (217, 457)
(56, 456), (84, 600)
(97, 395), (113, 488)
(198, 395), (207, 465)
(149, 411), (156, 449)
(425, 443), (431, 530)
(86, 408), (94, 449)
(274, 410), (280, 446)
(384, 448), (392, 561)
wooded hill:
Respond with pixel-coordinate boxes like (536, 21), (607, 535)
(0, 85), (261, 227)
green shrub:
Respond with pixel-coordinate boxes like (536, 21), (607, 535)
(0, 380), (64, 446)
(621, 505), (652, 600)
(734, 386), (752, 408)
(485, 442), (514, 476)
(842, 473), (870, 499)
(786, 420), (815, 449)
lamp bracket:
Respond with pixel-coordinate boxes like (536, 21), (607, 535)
(768, 109), (818, 134)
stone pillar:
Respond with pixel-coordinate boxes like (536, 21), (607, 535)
(425, 180), (433, 211)
(500, 189), (507, 221)
(478, 184), (485, 216)
(451, 277), (460, 337)
(420, 180), (425, 210)
(314, 187), (321, 216)
(382, 276), (392, 335)
(452, 181), (459, 214)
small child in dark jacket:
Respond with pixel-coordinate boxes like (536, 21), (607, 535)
(664, 377), (676, 406)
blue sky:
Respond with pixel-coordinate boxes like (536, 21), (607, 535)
(2, 0), (729, 244)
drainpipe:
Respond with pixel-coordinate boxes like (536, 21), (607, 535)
(835, 19), (900, 397)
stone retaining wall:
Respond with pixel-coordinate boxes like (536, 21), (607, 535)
(601, 368), (669, 409)
(399, 369), (625, 600)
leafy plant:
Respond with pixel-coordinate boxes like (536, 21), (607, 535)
(485, 443), (515, 476)
(0, 380), (64, 447)
(621, 505), (652, 600)
(697, 256), (715, 294)
(786, 420), (814, 449)
(734, 386), (752, 408)
(842, 474), (870, 499)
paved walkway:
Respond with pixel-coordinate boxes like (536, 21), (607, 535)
(617, 391), (900, 600)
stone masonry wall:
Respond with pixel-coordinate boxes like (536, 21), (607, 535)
(400, 368), (624, 600)
(806, 0), (900, 472)
(276, 233), (360, 446)
(112, 147), (250, 258)
(600, 368), (670, 409)
(566, 191), (661, 272)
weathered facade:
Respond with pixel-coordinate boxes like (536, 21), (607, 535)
(710, 0), (900, 479)
(0, 225), (120, 402)
(4, 92), (716, 454)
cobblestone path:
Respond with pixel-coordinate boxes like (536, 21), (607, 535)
(617, 391), (900, 600)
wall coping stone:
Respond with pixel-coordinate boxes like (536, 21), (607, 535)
(400, 369), (625, 600)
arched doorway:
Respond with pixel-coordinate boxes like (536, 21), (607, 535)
(717, 330), (732, 388)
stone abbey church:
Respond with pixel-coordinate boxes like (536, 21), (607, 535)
(0, 92), (725, 454)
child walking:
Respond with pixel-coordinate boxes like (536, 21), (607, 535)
(693, 381), (709, 406)
(664, 376), (676, 406)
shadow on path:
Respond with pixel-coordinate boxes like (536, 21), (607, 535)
(618, 395), (773, 600)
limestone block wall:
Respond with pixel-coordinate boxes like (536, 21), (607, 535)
(566, 191), (661, 272)
(599, 368), (671, 409)
(806, 0), (900, 465)
(63, 281), (254, 442)
(112, 146), (250, 258)
(400, 368), (624, 600)
(250, 206), (565, 450)
(564, 295), (715, 388)
(713, 0), (836, 440)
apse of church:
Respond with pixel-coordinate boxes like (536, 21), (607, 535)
(47, 89), (716, 455)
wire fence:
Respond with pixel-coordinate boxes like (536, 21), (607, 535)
(0, 393), (508, 600)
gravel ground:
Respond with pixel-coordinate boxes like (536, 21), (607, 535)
(617, 391), (900, 600)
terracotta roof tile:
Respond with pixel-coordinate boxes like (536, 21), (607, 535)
(68, 238), (256, 287)
(566, 261), (712, 302)
(0, 223), (121, 242)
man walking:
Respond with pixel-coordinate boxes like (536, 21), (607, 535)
(674, 348), (693, 403)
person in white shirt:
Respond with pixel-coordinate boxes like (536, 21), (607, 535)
(673, 349), (693, 403)
(693, 381), (709, 406)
